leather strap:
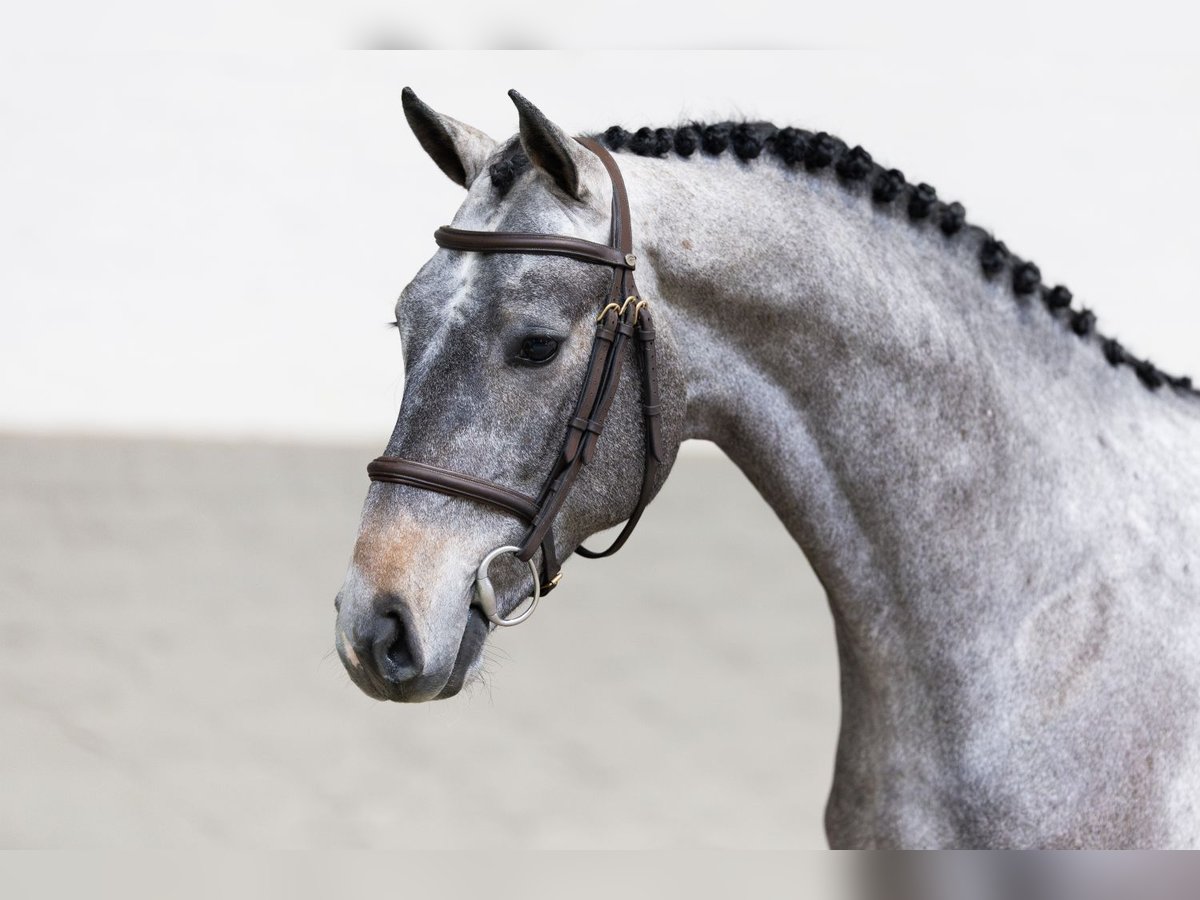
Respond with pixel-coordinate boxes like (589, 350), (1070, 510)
(577, 136), (639, 305)
(368, 137), (660, 599)
(368, 456), (561, 590)
(562, 314), (621, 465)
(578, 137), (634, 260)
(637, 307), (664, 464)
(579, 316), (635, 465)
(576, 306), (661, 559)
(435, 227), (634, 270)
(367, 458), (539, 521)
(515, 303), (630, 568)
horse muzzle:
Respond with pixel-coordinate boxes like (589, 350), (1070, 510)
(336, 594), (465, 702)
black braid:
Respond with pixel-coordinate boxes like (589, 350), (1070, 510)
(1136, 361), (1165, 389)
(836, 146), (873, 181)
(872, 169), (906, 203)
(1045, 285), (1073, 310)
(583, 119), (1197, 397)
(701, 123), (732, 155)
(1071, 309), (1096, 337)
(1012, 262), (1041, 295)
(773, 127), (807, 166)
(730, 123), (762, 160)
(602, 126), (630, 151)
(908, 183), (937, 220)
(487, 151), (530, 195)
(629, 126), (670, 157)
(804, 132), (839, 170)
(674, 125), (700, 157)
(1102, 338), (1127, 366)
(939, 201), (966, 236)
(627, 126), (655, 155)
(980, 239), (1009, 277)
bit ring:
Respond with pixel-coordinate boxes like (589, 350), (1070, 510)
(474, 545), (541, 627)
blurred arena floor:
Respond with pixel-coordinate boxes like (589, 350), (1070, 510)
(0, 435), (839, 849)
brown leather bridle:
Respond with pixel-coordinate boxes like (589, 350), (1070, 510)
(366, 137), (663, 626)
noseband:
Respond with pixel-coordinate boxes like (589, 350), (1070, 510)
(367, 137), (663, 626)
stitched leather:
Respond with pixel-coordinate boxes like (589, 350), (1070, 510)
(575, 307), (662, 560)
(637, 309), (664, 463)
(562, 312), (621, 465)
(435, 227), (633, 270)
(579, 306), (634, 466)
(367, 458), (539, 520)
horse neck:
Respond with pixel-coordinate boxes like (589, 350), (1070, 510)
(624, 151), (1200, 655)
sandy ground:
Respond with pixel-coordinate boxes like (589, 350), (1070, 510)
(0, 434), (839, 849)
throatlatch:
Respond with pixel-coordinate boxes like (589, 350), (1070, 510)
(367, 137), (663, 626)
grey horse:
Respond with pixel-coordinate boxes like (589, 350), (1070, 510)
(334, 89), (1200, 849)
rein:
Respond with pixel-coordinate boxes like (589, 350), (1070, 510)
(367, 137), (663, 626)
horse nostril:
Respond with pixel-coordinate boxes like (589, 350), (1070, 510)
(373, 609), (422, 683)
(384, 613), (415, 670)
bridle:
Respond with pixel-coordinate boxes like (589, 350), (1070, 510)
(366, 137), (663, 627)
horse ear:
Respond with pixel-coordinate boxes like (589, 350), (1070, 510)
(401, 87), (498, 189)
(508, 90), (599, 202)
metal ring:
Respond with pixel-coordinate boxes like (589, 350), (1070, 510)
(473, 545), (541, 627)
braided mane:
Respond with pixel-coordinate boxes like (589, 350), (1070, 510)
(489, 121), (1193, 397)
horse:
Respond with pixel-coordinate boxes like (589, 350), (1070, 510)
(333, 88), (1200, 848)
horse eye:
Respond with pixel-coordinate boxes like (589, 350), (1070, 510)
(517, 336), (559, 365)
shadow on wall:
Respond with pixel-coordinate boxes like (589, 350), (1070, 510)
(0, 434), (837, 849)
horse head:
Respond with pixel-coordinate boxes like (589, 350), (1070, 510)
(335, 90), (684, 701)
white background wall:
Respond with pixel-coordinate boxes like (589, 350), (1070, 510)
(3, 51), (1199, 442)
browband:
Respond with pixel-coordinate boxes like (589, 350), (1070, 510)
(434, 227), (637, 271)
